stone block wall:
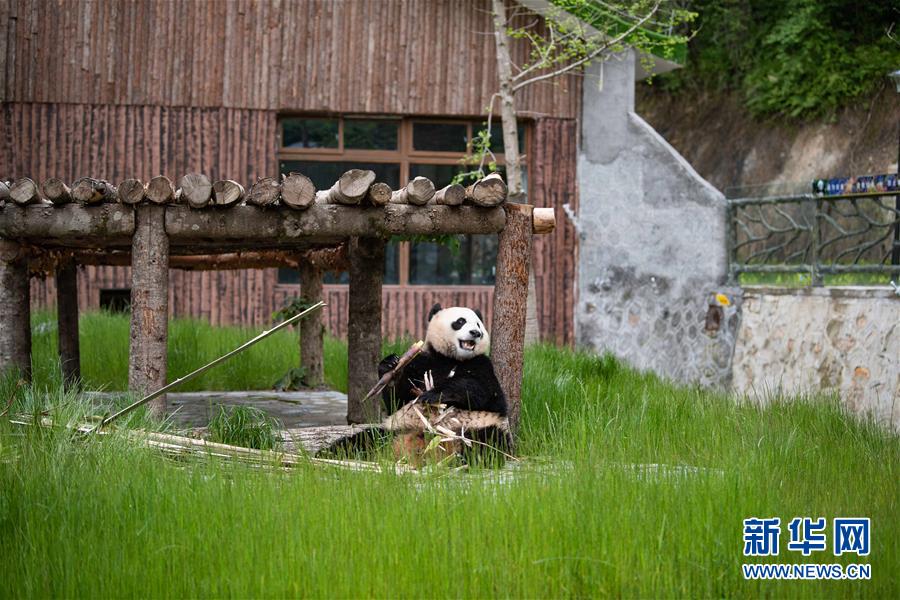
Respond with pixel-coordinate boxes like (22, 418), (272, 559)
(732, 287), (899, 428)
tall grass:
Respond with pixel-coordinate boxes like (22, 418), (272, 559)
(2, 312), (897, 597)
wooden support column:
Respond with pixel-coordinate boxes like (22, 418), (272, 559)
(490, 203), (534, 436)
(346, 236), (385, 424)
(128, 205), (169, 419)
(0, 240), (31, 381)
(299, 261), (325, 388)
(56, 261), (81, 387)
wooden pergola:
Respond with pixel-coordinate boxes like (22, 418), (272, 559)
(0, 171), (554, 431)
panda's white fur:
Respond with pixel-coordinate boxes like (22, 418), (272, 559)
(424, 306), (489, 360)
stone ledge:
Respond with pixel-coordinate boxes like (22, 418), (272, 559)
(742, 285), (899, 300)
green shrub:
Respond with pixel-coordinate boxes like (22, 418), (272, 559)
(207, 405), (281, 450)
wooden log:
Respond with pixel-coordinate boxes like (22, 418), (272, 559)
(390, 176), (435, 206)
(56, 261), (81, 387)
(146, 175), (175, 205)
(433, 183), (465, 206)
(299, 262), (325, 388)
(211, 180), (245, 207)
(129, 205), (169, 419)
(0, 240), (31, 381)
(42, 178), (72, 205)
(72, 178), (117, 204)
(366, 182), (392, 207)
(281, 173), (315, 210)
(0, 181), (9, 206)
(322, 169), (375, 205)
(73, 250), (305, 270)
(346, 236), (385, 424)
(10, 178), (42, 205)
(248, 177), (282, 207)
(118, 178), (146, 205)
(0, 204), (135, 248)
(305, 245), (349, 272)
(490, 203), (533, 437)
(532, 207), (556, 234)
(465, 173), (508, 207)
(179, 173), (212, 209)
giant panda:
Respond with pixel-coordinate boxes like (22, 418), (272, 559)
(378, 303), (512, 466)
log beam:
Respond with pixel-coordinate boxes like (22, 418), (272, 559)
(0, 240), (31, 381)
(299, 262), (325, 388)
(490, 203), (533, 436)
(56, 261), (81, 387)
(346, 236), (385, 424)
(128, 205), (169, 419)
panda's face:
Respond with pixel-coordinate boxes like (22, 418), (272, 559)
(425, 305), (489, 360)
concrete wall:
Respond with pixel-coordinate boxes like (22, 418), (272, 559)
(575, 50), (738, 387)
(732, 287), (899, 428)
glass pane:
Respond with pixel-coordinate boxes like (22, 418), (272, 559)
(409, 164), (466, 189)
(281, 160), (401, 190)
(412, 122), (468, 152)
(344, 119), (399, 150)
(409, 235), (497, 285)
(282, 118), (339, 149)
(277, 268), (299, 284)
(322, 241), (398, 284)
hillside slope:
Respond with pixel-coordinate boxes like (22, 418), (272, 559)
(636, 84), (900, 197)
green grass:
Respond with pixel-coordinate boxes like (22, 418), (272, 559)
(208, 405), (281, 451)
(2, 311), (897, 597)
(739, 271), (894, 288)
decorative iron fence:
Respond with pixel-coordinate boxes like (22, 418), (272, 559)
(726, 192), (900, 285)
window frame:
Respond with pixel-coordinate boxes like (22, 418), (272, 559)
(277, 115), (530, 286)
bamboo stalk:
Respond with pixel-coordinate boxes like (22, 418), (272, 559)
(96, 301), (326, 430)
(363, 340), (424, 401)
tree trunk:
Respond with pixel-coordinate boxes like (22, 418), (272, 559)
(179, 173), (212, 208)
(128, 205), (169, 419)
(42, 178), (72, 205)
(299, 262), (325, 388)
(0, 240), (31, 381)
(490, 203), (533, 436)
(346, 236), (384, 424)
(146, 176), (176, 205)
(248, 177), (282, 207)
(56, 261), (81, 387)
(281, 173), (316, 210)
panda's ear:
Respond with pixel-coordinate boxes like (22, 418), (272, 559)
(473, 308), (484, 324)
(427, 303), (443, 322)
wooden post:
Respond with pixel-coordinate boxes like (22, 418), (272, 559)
(56, 260), (81, 387)
(0, 240), (31, 381)
(346, 236), (385, 424)
(129, 205), (169, 419)
(490, 203), (533, 435)
(299, 261), (324, 387)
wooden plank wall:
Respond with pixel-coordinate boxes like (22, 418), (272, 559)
(531, 118), (578, 346)
(0, 0), (580, 118)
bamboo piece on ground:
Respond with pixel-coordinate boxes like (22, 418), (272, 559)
(281, 172), (315, 209)
(146, 175), (175, 205)
(248, 177), (282, 207)
(10, 178), (42, 205)
(72, 178), (118, 204)
(391, 176), (435, 205)
(42, 178), (72, 205)
(97, 301), (326, 430)
(364, 340), (424, 401)
(118, 178), (146, 205)
(366, 182), (392, 206)
(433, 183), (465, 206)
(212, 180), (245, 207)
(465, 173), (507, 207)
(179, 173), (212, 208)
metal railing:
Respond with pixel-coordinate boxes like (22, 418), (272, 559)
(726, 192), (900, 285)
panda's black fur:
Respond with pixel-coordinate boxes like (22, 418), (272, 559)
(378, 304), (506, 416)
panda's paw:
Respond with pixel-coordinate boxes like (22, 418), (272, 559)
(378, 354), (400, 377)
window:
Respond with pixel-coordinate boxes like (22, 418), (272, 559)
(277, 116), (529, 286)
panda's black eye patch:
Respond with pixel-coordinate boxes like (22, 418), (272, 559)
(451, 318), (466, 331)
